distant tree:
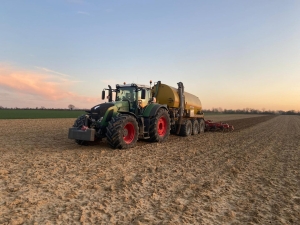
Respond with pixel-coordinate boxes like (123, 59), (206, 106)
(250, 109), (259, 114)
(286, 110), (296, 115)
(0, 106), (3, 109)
(40, 106), (46, 110)
(212, 108), (219, 113)
(223, 109), (235, 114)
(68, 104), (75, 110)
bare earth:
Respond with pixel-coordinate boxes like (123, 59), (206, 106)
(0, 115), (299, 224)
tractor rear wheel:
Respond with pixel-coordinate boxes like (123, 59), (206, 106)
(149, 108), (170, 142)
(192, 119), (199, 135)
(180, 119), (192, 136)
(198, 118), (205, 133)
(73, 114), (88, 145)
(106, 114), (139, 149)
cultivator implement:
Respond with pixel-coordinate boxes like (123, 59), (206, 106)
(205, 120), (234, 132)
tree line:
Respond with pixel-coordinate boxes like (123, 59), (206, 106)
(0, 105), (87, 111)
(204, 108), (300, 115)
(0, 105), (299, 115)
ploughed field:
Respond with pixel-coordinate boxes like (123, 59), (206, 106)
(0, 115), (299, 224)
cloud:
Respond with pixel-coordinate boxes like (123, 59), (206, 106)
(0, 92), (9, 96)
(35, 66), (71, 77)
(0, 64), (101, 108)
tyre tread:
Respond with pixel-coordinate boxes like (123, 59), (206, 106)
(106, 114), (138, 149)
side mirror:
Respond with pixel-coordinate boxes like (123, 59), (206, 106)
(141, 89), (146, 99)
(102, 90), (105, 100)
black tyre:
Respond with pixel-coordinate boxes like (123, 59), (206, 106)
(170, 124), (177, 134)
(149, 108), (170, 142)
(73, 115), (88, 145)
(106, 114), (139, 149)
(192, 119), (199, 135)
(198, 118), (205, 133)
(180, 119), (192, 136)
(73, 114), (86, 128)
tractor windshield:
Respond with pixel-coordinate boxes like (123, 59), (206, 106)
(116, 87), (136, 102)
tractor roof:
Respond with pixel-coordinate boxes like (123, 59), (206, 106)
(116, 83), (151, 89)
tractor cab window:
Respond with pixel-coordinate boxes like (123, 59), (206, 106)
(137, 88), (151, 108)
(116, 87), (136, 102)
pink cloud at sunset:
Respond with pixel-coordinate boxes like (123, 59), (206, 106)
(0, 64), (102, 108)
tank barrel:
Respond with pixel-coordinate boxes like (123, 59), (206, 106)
(152, 82), (202, 114)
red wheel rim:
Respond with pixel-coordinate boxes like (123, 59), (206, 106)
(123, 122), (135, 144)
(157, 116), (167, 136)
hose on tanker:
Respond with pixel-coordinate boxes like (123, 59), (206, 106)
(176, 82), (185, 134)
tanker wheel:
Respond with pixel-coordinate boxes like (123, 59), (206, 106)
(149, 108), (170, 142)
(170, 124), (177, 134)
(106, 114), (139, 149)
(73, 114), (88, 145)
(192, 119), (199, 135)
(198, 119), (205, 133)
(180, 119), (192, 136)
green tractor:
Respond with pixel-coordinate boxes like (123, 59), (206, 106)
(68, 82), (170, 149)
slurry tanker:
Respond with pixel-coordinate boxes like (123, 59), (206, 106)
(68, 81), (232, 149)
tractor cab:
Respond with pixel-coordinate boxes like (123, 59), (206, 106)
(102, 83), (151, 115)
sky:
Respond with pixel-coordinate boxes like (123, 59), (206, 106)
(0, 0), (299, 111)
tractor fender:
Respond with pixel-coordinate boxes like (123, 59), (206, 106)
(142, 103), (168, 117)
(142, 103), (169, 135)
(102, 106), (138, 125)
(118, 112), (138, 120)
(100, 105), (119, 127)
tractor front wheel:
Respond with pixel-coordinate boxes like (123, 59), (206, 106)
(106, 114), (139, 149)
(73, 114), (88, 145)
(149, 108), (170, 142)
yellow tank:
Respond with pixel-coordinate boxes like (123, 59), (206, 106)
(152, 82), (203, 115)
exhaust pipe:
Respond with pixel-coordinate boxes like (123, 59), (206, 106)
(176, 82), (185, 134)
(108, 85), (113, 102)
